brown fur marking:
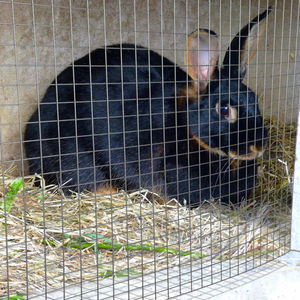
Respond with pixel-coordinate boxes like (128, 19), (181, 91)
(229, 145), (264, 160)
(192, 135), (227, 157)
(177, 85), (199, 104)
(96, 185), (118, 195)
(240, 23), (266, 70)
(230, 159), (241, 170)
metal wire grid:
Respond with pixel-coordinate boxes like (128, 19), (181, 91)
(0, 0), (298, 299)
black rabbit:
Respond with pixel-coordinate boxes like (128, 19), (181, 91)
(25, 8), (271, 206)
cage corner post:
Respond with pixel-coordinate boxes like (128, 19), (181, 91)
(285, 110), (300, 264)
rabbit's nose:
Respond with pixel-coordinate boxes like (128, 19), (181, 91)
(250, 145), (264, 158)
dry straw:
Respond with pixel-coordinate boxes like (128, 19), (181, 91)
(0, 117), (294, 297)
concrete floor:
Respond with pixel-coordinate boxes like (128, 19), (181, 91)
(35, 251), (300, 300)
(179, 252), (300, 300)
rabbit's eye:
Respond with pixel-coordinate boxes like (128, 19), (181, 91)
(220, 106), (229, 117)
(216, 104), (237, 123)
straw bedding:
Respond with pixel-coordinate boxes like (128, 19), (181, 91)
(0, 117), (295, 297)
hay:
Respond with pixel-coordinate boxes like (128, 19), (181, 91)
(0, 116), (295, 297)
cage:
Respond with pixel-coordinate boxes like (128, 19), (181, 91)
(0, 0), (299, 299)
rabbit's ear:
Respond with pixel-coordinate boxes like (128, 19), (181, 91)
(222, 7), (272, 79)
(185, 29), (219, 92)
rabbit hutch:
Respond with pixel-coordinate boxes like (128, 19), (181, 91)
(0, 0), (299, 299)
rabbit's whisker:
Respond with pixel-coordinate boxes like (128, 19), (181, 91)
(211, 159), (231, 197)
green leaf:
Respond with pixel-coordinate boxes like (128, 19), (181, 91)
(1, 178), (23, 213)
(63, 233), (70, 239)
(2, 295), (25, 300)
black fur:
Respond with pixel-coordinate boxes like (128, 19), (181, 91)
(25, 10), (269, 206)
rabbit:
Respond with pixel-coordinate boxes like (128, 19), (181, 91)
(24, 8), (271, 206)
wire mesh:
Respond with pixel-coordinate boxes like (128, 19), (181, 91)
(0, 0), (299, 299)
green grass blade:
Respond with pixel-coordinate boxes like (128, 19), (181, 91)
(84, 233), (113, 244)
(68, 240), (206, 258)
